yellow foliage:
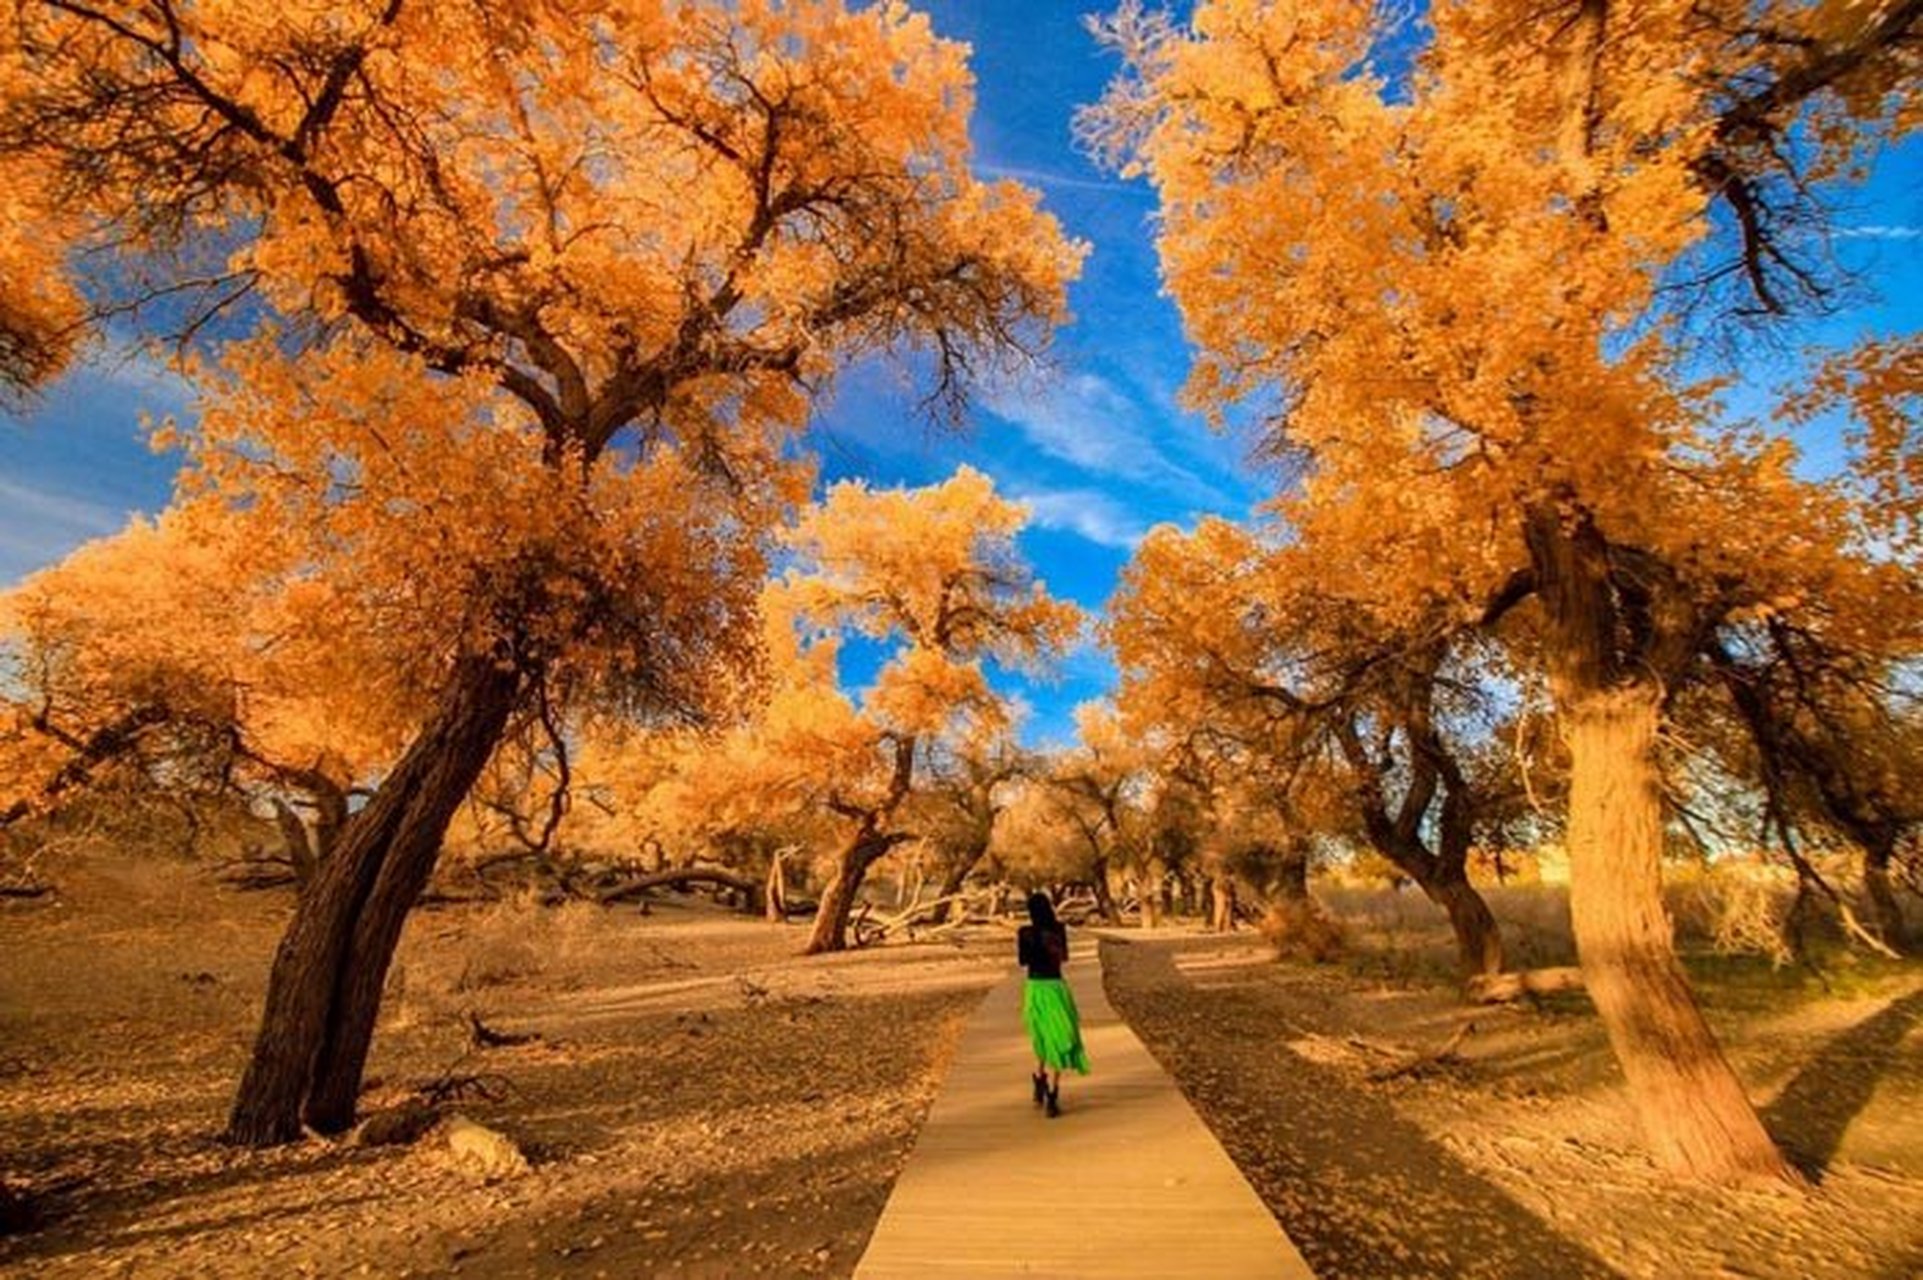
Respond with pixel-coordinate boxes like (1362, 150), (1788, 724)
(0, 159), (79, 394)
(5, 0), (1082, 448)
(1087, 0), (1923, 674)
(0, 1), (1084, 835)
(572, 468), (1079, 867)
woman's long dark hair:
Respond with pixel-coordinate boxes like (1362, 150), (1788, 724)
(1026, 891), (1058, 930)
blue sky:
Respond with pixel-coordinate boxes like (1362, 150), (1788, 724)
(3, 0), (1920, 749)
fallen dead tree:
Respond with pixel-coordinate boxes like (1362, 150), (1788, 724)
(466, 1011), (541, 1049)
(213, 848), (302, 891)
(1368, 1019), (1477, 1082)
(850, 890), (990, 947)
(595, 864), (763, 910)
(420, 851), (824, 918)
(1465, 966), (1586, 1005)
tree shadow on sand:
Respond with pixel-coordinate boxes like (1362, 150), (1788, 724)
(1763, 985), (1923, 1182)
(1105, 939), (1622, 1280)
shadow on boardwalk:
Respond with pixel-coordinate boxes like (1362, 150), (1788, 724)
(1103, 938), (1619, 1280)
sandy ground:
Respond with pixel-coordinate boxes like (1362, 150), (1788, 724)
(1103, 928), (1923, 1280)
(0, 856), (1005, 1278)
(5, 857), (1920, 1279)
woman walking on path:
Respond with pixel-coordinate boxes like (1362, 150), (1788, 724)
(1018, 892), (1089, 1117)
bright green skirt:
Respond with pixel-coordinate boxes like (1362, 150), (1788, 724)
(1022, 978), (1090, 1074)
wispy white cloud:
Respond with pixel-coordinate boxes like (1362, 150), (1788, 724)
(1835, 224), (1923, 240)
(1010, 485), (1149, 550)
(977, 161), (1148, 197)
(0, 478), (126, 582)
(983, 369), (1236, 509)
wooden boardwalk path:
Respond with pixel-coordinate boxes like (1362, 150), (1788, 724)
(856, 942), (1315, 1278)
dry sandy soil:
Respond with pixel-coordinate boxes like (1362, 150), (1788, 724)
(4, 857), (1919, 1278)
(0, 855), (1006, 1278)
(1104, 920), (1923, 1280)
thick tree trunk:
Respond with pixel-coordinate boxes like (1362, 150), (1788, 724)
(1274, 839), (1310, 901)
(806, 834), (887, 954)
(225, 655), (521, 1145)
(1565, 689), (1794, 1182)
(1526, 501), (1793, 1183)
(898, 848), (923, 909)
(1862, 840), (1908, 952)
(930, 843), (987, 925)
(1427, 873), (1505, 978)
(1209, 876), (1237, 932)
(271, 798), (317, 885)
(224, 800), (397, 1145)
(305, 657), (521, 1133)
(765, 849), (788, 923)
(311, 778), (348, 864)
(1335, 709), (1505, 979)
(1140, 864), (1161, 930)
(1089, 856), (1118, 922)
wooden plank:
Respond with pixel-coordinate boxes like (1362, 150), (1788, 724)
(856, 945), (1315, 1279)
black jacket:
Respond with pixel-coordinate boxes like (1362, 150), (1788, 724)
(1017, 923), (1068, 979)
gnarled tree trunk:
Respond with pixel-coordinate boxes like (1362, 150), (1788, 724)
(1429, 872), (1505, 979)
(1089, 856), (1118, 922)
(226, 654), (521, 1145)
(1564, 689), (1791, 1180)
(1139, 859), (1167, 929)
(1862, 840), (1909, 952)
(1209, 876), (1237, 932)
(1529, 504), (1793, 1183)
(765, 848), (789, 922)
(930, 845), (986, 925)
(1273, 838), (1310, 902)
(1335, 708), (1506, 980)
(806, 830), (892, 954)
(271, 798), (317, 885)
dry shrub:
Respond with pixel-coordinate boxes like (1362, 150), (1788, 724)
(451, 895), (551, 992)
(533, 899), (608, 990)
(1314, 883), (1431, 932)
(1667, 861), (1796, 966)
(1260, 898), (1346, 963)
(1482, 884), (1578, 968)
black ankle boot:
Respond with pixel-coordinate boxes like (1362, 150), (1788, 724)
(1032, 1071), (1048, 1105)
(1045, 1085), (1061, 1118)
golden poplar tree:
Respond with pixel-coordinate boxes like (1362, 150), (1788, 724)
(0, 509), (385, 851)
(1108, 517), (1534, 976)
(1085, 0), (1920, 1181)
(582, 469), (1076, 952)
(2, 0), (1080, 1144)
(772, 466), (1079, 953)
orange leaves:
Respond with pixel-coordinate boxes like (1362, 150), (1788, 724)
(0, 509), (374, 819)
(1088, 0), (1920, 704)
(784, 466), (1083, 671)
(778, 466), (1080, 754)
(0, 160), (80, 395)
(869, 647), (997, 739)
(616, 467), (1078, 844)
(1, 2), (1094, 877)
(1791, 337), (1923, 564)
(174, 331), (790, 732)
(6, 0), (1083, 465)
